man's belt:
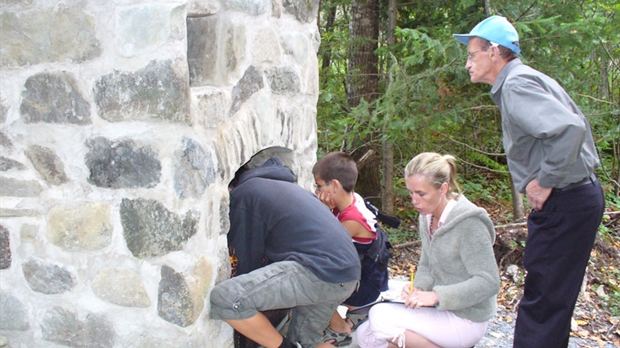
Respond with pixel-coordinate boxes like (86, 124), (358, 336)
(555, 174), (597, 192)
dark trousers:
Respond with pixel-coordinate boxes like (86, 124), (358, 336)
(513, 178), (605, 348)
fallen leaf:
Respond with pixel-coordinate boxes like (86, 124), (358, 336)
(489, 332), (504, 338)
(577, 330), (590, 338)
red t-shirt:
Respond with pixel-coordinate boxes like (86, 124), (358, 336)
(333, 192), (377, 244)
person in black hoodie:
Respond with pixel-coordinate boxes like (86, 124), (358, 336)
(210, 157), (361, 348)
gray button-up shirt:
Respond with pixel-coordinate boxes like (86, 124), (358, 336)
(491, 59), (599, 193)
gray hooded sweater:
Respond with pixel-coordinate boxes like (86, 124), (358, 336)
(414, 195), (500, 322)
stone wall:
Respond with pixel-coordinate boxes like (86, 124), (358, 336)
(0, 0), (320, 347)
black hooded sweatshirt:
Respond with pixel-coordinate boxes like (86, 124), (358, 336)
(228, 157), (361, 283)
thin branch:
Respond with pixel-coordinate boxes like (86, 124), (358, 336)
(573, 93), (616, 106)
(514, 1), (539, 22)
(357, 149), (377, 170)
(466, 105), (500, 111)
(495, 221), (528, 230)
(438, 132), (506, 157)
(393, 240), (420, 249)
(459, 158), (508, 174)
(594, 33), (620, 71)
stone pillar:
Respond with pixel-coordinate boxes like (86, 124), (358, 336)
(0, 0), (320, 346)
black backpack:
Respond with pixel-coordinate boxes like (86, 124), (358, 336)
(364, 200), (400, 272)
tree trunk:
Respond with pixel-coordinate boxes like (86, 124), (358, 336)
(381, 0), (397, 215)
(347, 0), (379, 108)
(320, 3), (338, 71)
(511, 176), (525, 221)
(484, 0), (491, 15)
(348, 0), (381, 201)
(598, 51), (609, 101)
(597, 51), (619, 197)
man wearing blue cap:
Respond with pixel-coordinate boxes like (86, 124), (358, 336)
(453, 15), (605, 348)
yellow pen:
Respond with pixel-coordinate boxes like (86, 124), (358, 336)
(410, 272), (414, 292)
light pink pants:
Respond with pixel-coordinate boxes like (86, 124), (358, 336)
(354, 302), (488, 348)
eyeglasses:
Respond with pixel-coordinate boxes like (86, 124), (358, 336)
(315, 181), (331, 191)
(467, 42), (498, 61)
(467, 50), (487, 61)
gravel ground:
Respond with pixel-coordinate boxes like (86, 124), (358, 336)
(475, 309), (617, 348)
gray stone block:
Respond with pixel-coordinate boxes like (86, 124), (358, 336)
(41, 307), (115, 348)
(229, 65), (264, 116)
(0, 6), (101, 67)
(93, 60), (190, 123)
(0, 208), (39, 218)
(46, 202), (112, 251)
(92, 267), (150, 308)
(0, 291), (29, 331)
(265, 66), (301, 95)
(85, 137), (161, 189)
(20, 71), (91, 125)
(21, 258), (75, 295)
(174, 137), (217, 198)
(0, 101), (8, 123)
(192, 87), (230, 127)
(158, 265), (195, 327)
(0, 225), (10, 270)
(0, 132), (12, 150)
(0, 177), (43, 197)
(120, 198), (199, 259)
(187, 16), (218, 87)
(283, 0), (320, 23)
(25, 145), (68, 185)
(0, 156), (25, 171)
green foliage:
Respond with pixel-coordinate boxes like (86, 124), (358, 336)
(458, 173), (512, 205)
(596, 264), (620, 317)
(318, 0), (620, 219)
(604, 189), (620, 210)
(385, 225), (418, 246)
(608, 291), (620, 317)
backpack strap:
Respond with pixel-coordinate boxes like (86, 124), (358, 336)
(363, 198), (397, 271)
(364, 200), (401, 228)
(364, 225), (393, 271)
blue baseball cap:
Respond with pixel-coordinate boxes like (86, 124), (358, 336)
(453, 15), (520, 54)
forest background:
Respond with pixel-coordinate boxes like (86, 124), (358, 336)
(315, 0), (620, 344)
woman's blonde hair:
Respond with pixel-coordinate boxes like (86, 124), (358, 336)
(404, 152), (462, 199)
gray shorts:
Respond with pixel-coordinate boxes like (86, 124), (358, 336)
(210, 261), (357, 347)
